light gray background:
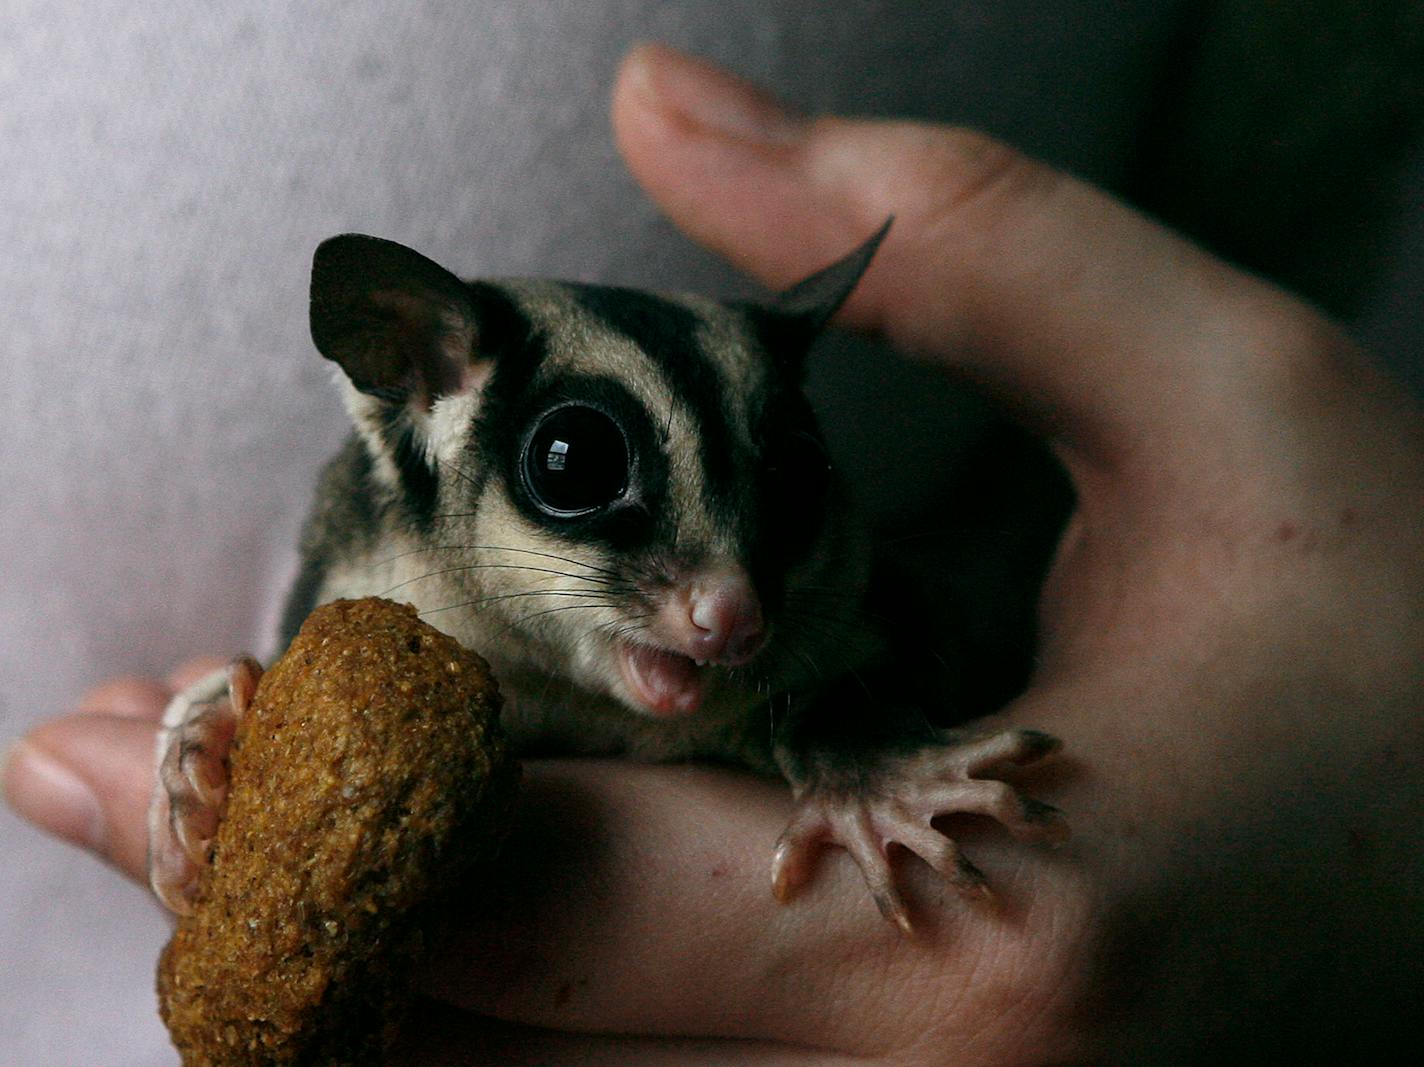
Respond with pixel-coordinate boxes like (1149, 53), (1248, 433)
(3, 3), (1419, 1063)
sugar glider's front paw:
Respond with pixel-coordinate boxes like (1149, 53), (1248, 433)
(771, 728), (1068, 934)
(146, 656), (262, 914)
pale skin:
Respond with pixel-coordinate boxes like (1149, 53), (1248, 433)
(6, 43), (1424, 1065)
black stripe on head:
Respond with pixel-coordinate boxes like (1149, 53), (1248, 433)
(467, 282), (549, 407)
(380, 406), (440, 528)
(453, 281), (552, 505)
(376, 281), (546, 531)
(568, 285), (747, 533)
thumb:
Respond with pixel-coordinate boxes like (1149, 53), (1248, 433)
(4, 713), (159, 881)
(612, 43), (1340, 471)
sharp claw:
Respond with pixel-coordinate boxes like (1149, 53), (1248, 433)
(170, 794), (215, 865)
(163, 880), (197, 917)
(148, 662), (251, 913)
(951, 854), (993, 901)
(179, 739), (210, 802)
(945, 726), (1064, 776)
(1014, 729), (1062, 762)
(1022, 797), (1061, 818)
(149, 831), (199, 916)
(180, 718), (234, 807)
(872, 886), (914, 937)
(770, 807), (831, 905)
(770, 839), (803, 903)
(776, 726), (1066, 929)
(1022, 798), (1071, 845)
(226, 655), (263, 720)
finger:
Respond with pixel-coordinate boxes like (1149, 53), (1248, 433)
(167, 656), (232, 692)
(75, 676), (172, 721)
(424, 760), (1079, 1058)
(612, 43), (1346, 469)
(67, 655), (234, 723)
(2, 713), (157, 883)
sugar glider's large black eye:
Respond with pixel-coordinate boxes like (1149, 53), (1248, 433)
(522, 405), (630, 516)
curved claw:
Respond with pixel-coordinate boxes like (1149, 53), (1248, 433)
(225, 655), (262, 723)
(146, 785), (198, 916)
(894, 821), (991, 900)
(772, 799), (917, 934)
(771, 726), (1065, 931)
(146, 656), (263, 914)
(771, 807), (830, 904)
(938, 727), (1062, 775)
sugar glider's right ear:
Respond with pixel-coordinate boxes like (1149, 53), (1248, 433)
(310, 235), (479, 410)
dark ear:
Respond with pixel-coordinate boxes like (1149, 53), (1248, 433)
(310, 234), (478, 408)
(774, 218), (891, 330)
(754, 218), (891, 372)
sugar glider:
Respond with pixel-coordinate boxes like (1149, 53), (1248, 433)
(149, 227), (1067, 933)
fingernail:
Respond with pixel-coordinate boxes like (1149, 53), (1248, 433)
(623, 42), (806, 145)
(2, 739), (107, 853)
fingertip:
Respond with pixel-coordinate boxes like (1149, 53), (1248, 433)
(76, 676), (172, 720)
(613, 41), (806, 149)
(611, 50), (1297, 465)
(612, 40), (667, 105)
(167, 656), (230, 692)
(6, 714), (159, 883)
(612, 41), (833, 290)
(3, 735), (108, 856)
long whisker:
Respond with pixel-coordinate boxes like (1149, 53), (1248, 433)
(785, 640), (824, 683)
(441, 459), (482, 492)
(479, 589), (620, 604)
(780, 598), (904, 640)
(599, 614), (655, 644)
(378, 563), (631, 599)
(417, 590), (610, 614)
(846, 666), (875, 702)
(766, 690), (793, 750)
(418, 590), (619, 621)
(513, 602), (627, 626)
(773, 607), (851, 646)
(372, 540), (624, 582)
(780, 599), (958, 684)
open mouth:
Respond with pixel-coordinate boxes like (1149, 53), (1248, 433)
(618, 641), (709, 717)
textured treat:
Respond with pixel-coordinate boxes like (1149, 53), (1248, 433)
(157, 597), (518, 1066)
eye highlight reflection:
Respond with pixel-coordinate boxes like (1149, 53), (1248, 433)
(522, 404), (631, 517)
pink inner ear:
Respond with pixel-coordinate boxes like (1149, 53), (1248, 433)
(433, 307), (481, 397)
(463, 358), (494, 395)
(366, 288), (479, 408)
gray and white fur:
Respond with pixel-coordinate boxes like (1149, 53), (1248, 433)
(150, 229), (1067, 931)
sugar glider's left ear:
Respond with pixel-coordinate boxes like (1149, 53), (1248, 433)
(310, 234), (479, 409)
(755, 218), (891, 371)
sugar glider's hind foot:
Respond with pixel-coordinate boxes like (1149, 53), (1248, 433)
(146, 656), (262, 915)
(770, 727), (1068, 935)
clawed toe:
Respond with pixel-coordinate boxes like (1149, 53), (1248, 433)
(926, 777), (1069, 845)
(772, 727), (1066, 932)
(147, 656), (261, 914)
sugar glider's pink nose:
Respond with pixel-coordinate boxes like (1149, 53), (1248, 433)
(684, 569), (766, 666)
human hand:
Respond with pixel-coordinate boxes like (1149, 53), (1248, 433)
(9, 41), (1424, 1065)
(9, 674), (1070, 1064)
(601, 42), (1424, 1063)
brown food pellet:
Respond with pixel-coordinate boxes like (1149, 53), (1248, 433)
(156, 598), (518, 1066)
